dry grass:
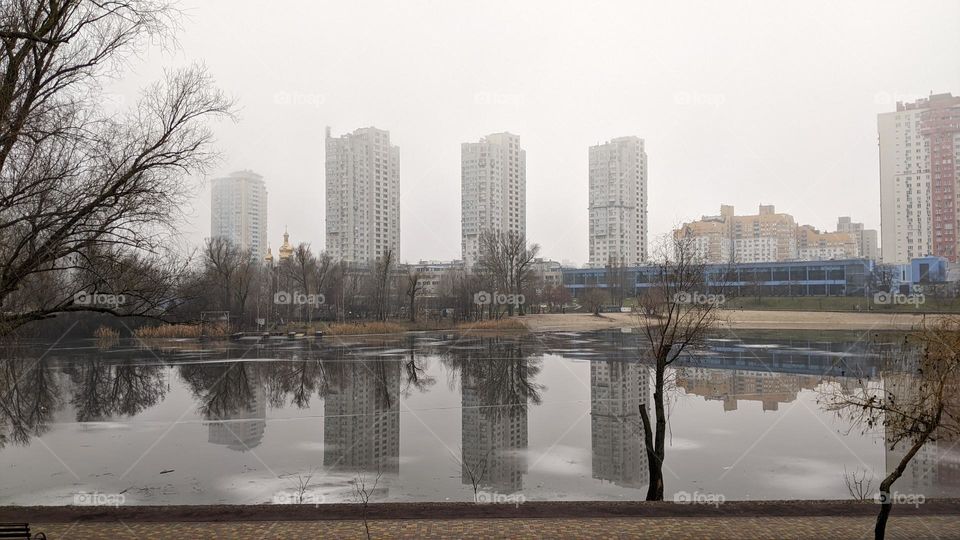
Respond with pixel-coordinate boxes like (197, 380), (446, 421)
(133, 323), (230, 339)
(320, 321), (406, 335)
(94, 326), (120, 338)
(456, 318), (529, 331)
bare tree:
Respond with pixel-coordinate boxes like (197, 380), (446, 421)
(822, 319), (960, 539)
(843, 466), (874, 502)
(458, 446), (493, 502)
(477, 230), (540, 317)
(580, 286), (607, 316)
(0, 0), (233, 335)
(202, 237), (259, 328)
(404, 269), (424, 323)
(353, 469), (383, 540)
(635, 235), (724, 500)
(372, 250), (394, 321)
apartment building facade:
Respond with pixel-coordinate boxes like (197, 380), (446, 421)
(461, 133), (526, 269)
(879, 93), (960, 263)
(588, 136), (648, 267)
(210, 170), (268, 258)
(325, 126), (401, 263)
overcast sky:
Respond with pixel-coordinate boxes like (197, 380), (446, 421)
(106, 0), (960, 266)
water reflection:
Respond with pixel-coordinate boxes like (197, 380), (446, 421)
(0, 331), (957, 504)
(323, 360), (400, 475)
(676, 368), (821, 412)
(443, 339), (541, 493)
(590, 360), (650, 488)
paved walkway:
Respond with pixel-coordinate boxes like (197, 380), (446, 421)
(33, 515), (960, 539)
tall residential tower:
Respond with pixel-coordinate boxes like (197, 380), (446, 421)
(461, 133), (526, 269)
(879, 93), (960, 263)
(325, 127), (401, 263)
(588, 136), (648, 267)
(210, 170), (268, 258)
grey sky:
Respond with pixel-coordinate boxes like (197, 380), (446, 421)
(106, 0), (960, 265)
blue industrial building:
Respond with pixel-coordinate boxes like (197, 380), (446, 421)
(563, 259), (875, 298)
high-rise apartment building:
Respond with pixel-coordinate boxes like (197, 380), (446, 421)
(879, 93), (960, 263)
(588, 136), (648, 267)
(210, 170), (268, 258)
(461, 133), (526, 269)
(325, 126), (401, 263)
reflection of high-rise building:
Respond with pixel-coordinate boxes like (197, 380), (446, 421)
(676, 367), (819, 411)
(883, 372), (960, 498)
(210, 170), (268, 258)
(590, 360), (650, 489)
(323, 361), (400, 474)
(461, 370), (529, 493)
(206, 374), (267, 451)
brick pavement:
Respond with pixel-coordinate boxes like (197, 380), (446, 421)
(30, 515), (960, 539)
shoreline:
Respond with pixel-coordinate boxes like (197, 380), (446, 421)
(520, 310), (945, 333)
(4, 499), (959, 523)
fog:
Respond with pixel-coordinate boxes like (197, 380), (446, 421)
(104, 0), (960, 265)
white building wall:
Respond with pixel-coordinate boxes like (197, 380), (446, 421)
(461, 133), (525, 269)
(325, 127), (401, 263)
(210, 170), (268, 258)
(588, 137), (648, 267)
(879, 108), (931, 264)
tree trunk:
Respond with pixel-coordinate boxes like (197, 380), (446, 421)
(639, 403), (663, 500)
(875, 434), (930, 539)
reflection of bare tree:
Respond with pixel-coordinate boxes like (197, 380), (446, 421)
(0, 357), (61, 448)
(179, 362), (267, 451)
(402, 348), (435, 397)
(180, 362), (256, 419)
(262, 360), (330, 409)
(442, 338), (542, 493)
(441, 338), (544, 415)
(66, 360), (166, 421)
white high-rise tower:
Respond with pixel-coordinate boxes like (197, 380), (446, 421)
(460, 132), (526, 269)
(325, 126), (401, 263)
(210, 170), (268, 258)
(588, 136), (647, 267)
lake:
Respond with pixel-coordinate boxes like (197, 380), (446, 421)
(1, 329), (956, 506)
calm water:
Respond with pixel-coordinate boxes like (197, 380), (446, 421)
(0, 330), (956, 505)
